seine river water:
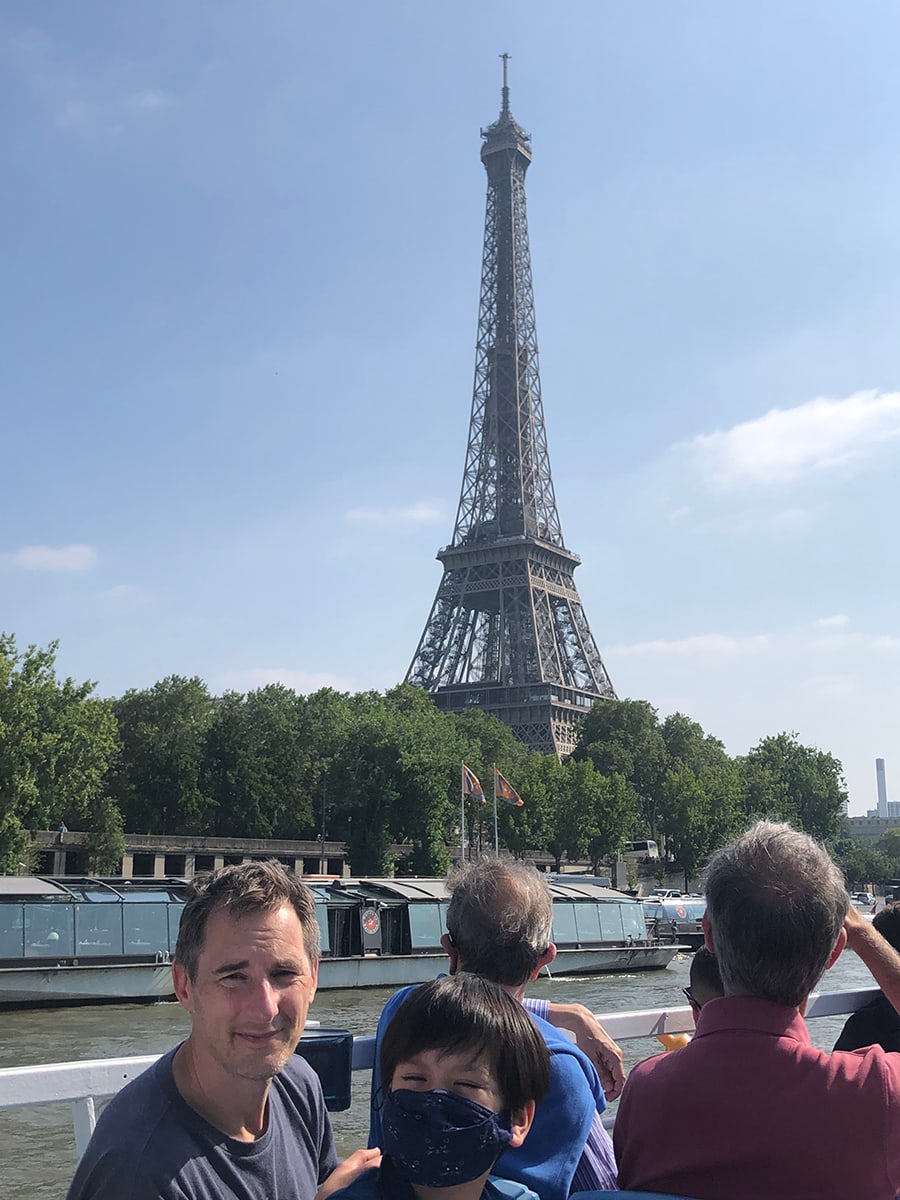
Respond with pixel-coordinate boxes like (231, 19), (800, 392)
(0, 951), (877, 1199)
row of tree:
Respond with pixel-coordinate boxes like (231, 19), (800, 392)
(1, 633), (853, 881)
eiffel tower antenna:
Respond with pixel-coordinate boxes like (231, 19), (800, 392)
(405, 66), (616, 757)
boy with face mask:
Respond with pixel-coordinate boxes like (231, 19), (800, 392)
(334, 974), (550, 1200)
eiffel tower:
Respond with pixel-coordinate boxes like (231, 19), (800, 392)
(406, 59), (616, 757)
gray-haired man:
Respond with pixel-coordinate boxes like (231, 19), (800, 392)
(615, 820), (900, 1200)
(369, 858), (622, 1199)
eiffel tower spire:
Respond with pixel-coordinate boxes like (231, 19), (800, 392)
(406, 63), (616, 756)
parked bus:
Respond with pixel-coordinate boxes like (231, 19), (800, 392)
(623, 839), (659, 860)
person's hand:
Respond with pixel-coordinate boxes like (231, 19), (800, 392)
(316, 1148), (382, 1200)
(547, 1002), (626, 1100)
(843, 901), (871, 952)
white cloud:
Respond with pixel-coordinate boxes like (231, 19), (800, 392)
(345, 501), (443, 526)
(1, 543), (99, 572)
(100, 583), (153, 606)
(612, 626), (900, 662)
(797, 673), (859, 699)
(679, 389), (900, 489)
(690, 505), (817, 539)
(611, 633), (770, 658)
(214, 667), (359, 695)
(133, 89), (171, 112)
(809, 631), (900, 654)
(9, 29), (173, 133)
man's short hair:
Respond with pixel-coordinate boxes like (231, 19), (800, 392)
(446, 858), (553, 987)
(175, 860), (321, 980)
(689, 946), (724, 1008)
(873, 901), (900, 952)
(380, 973), (551, 1113)
(704, 820), (849, 1007)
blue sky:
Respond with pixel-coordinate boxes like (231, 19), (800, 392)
(2, 3), (898, 816)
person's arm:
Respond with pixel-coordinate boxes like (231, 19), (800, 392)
(540, 1002), (625, 1100)
(844, 905), (900, 1014)
(315, 1149), (382, 1200)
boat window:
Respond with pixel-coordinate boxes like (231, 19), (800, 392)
(167, 902), (186, 952)
(24, 902), (75, 957)
(0, 903), (25, 958)
(597, 904), (626, 941)
(315, 904), (331, 955)
(327, 906), (360, 957)
(408, 903), (444, 950)
(76, 903), (125, 956)
(380, 905), (409, 955)
(123, 903), (169, 954)
(621, 903), (648, 940)
(573, 903), (603, 943)
(551, 902), (578, 945)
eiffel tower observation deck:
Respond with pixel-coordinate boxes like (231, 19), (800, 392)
(406, 59), (616, 757)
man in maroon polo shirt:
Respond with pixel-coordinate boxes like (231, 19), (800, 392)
(613, 820), (900, 1200)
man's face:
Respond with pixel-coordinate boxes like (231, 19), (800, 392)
(174, 904), (318, 1082)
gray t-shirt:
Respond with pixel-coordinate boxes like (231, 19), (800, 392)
(67, 1045), (338, 1200)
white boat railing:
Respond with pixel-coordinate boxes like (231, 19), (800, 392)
(0, 987), (880, 1162)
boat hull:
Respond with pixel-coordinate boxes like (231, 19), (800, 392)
(0, 943), (682, 1006)
(0, 963), (176, 1006)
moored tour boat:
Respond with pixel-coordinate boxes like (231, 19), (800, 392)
(640, 895), (707, 951)
(0, 874), (682, 1007)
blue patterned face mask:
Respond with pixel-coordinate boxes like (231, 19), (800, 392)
(381, 1088), (514, 1187)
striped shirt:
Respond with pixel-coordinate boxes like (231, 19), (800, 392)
(522, 996), (618, 1193)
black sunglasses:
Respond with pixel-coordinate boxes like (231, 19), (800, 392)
(682, 986), (699, 1007)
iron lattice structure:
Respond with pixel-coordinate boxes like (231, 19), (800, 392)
(406, 68), (616, 757)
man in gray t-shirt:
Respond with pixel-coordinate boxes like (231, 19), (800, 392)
(68, 1045), (335, 1200)
(67, 864), (378, 1200)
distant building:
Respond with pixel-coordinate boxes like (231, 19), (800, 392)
(845, 815), (900, 844)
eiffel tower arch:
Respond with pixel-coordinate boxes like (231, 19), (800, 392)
(406, 62), (616, 757)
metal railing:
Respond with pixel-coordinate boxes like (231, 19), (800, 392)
(0, 988), (879, 1162)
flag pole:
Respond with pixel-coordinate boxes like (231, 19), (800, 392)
(460, 762), (466, 863)
(492, 764), (499, 856)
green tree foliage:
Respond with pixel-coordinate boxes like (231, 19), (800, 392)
(202, 685), (313, 839)
(584, 771), (640, 876)
(832, 839), (890, 890)
(0, 635), (121, 873)
(661, 712), (729, 774)
(109, 676), (215, 835)
(737, 731), (847, 842)
(877, 829), (900, 862)
(377, 684), (461, 876)
(332, 694), (404, 875)
(82, 794), (126, 874)
(573, 700), (668, 841)
(1, 633), (855, 879)
(658, 714), (742, 885)
(662, 760), (742, 888)
(450, 709), (531, 857)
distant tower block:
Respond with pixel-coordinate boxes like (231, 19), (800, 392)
(406, 60), (616, 757)
(877, 758), (889, 818)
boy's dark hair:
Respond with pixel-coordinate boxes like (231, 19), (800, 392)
(873, 902), (900, 952)
(689, 946), (724, 1007)
(380, 973), (551, 1113)
(175, 860), (320, 980)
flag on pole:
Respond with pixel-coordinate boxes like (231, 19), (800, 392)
(462, 763), (486, 802)
(494, 768), (524, 807)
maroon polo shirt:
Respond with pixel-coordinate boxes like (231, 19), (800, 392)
(614, 995), (900, 1200)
